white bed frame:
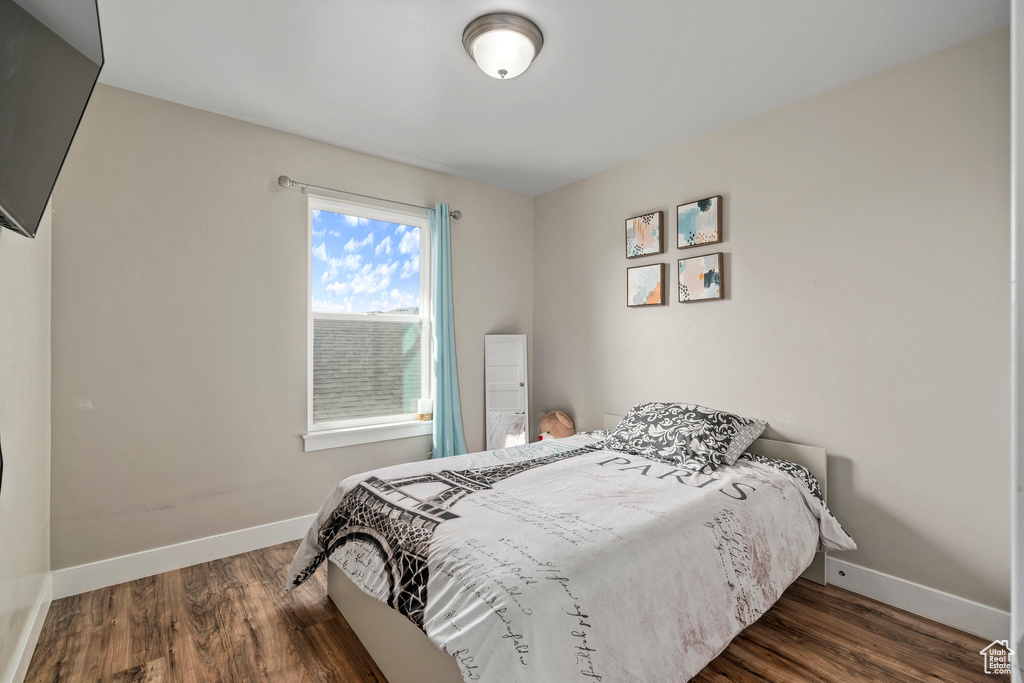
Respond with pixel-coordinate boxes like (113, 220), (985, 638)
(326, 415), (829, 683)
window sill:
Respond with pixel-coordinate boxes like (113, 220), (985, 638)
(303, 420), (432, 452)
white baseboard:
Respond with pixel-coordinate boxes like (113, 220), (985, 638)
(828, 558), (1009, 642)
(51, 514), (315, 600)
(3, 573), (53, 683)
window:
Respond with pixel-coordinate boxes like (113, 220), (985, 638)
(305, 195), (431, 445)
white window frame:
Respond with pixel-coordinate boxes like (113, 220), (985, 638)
(303, 194), (432, 450)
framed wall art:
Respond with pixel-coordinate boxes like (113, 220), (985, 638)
(627, 263), (666, 307)
(677, 195), (722, 249)
(625, 211), (664, 258)
(678, 252), (723, 302)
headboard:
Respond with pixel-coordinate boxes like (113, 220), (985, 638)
(602, 414), (828, 584)
(602, 413), (625, 430)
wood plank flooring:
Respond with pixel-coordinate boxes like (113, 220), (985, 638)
(27, 542), (386, 683)
(27, 541), (1004, 682)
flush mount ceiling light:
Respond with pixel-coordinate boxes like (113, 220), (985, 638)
(462, 12), (543, 80)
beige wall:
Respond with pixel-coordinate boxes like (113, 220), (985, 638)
(50, 85), (533, 569)
(533, 29), (1010, 610)
(0, 208), (51, 678)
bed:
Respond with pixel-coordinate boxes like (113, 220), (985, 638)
(289, 411), (855, 683)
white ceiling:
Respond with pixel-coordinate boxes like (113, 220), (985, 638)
(96, 0), (1009, 196)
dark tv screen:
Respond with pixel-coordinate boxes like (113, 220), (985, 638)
(0, 0), (103, 238)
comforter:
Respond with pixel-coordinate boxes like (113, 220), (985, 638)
(288, 433), (855, 682)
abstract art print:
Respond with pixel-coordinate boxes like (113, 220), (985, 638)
(625, 211), (664, 258)
(627, 263), (666, 307)
(677, 195), (722, 249)
(678, 252), (723, 302)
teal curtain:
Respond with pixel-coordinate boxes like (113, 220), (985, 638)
(429, 203), (468, 458)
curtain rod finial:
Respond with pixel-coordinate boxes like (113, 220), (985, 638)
(278, 175), (293, 188)
(450, 210), (463, 220)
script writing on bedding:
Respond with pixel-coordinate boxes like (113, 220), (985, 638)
(288, 433), (855, 682)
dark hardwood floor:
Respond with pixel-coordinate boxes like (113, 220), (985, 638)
(26, 540), (1004, 682)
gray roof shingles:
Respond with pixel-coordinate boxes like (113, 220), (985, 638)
(313, 318), (422, 423)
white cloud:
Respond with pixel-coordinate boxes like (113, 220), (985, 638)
(342, 214), (370, 227)
(321, 253), (362, 282)
(314, 239), (364, 281)
(375, 235), (393, 255)
(329, 261), (399, 297)
(312, 298), (354, 313)
(344, 232), (375, 253)
(371, 287), (419, 312)
(329, 230), (342, 238)
(400, 256), (419, 279)
(396, 225), (407, 234)
(312, 229), (325, 238)
(398, 230), (419, 255)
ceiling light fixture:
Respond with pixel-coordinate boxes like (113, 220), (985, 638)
(462, 12), (543, 80)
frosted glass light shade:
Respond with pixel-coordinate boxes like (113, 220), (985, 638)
(471, 29), (535, 79)
(463, 13), (543, 80)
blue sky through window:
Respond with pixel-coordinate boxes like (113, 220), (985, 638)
(311, 209), (420, 313)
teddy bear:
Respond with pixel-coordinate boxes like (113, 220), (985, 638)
(538, 411), (574, 441)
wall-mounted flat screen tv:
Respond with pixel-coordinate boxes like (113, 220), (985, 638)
(0, 0), (103, 238)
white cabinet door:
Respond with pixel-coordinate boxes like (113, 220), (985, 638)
(484, 334), (528, 449)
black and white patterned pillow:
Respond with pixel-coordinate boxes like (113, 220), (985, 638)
(737, 452), (823, 503)
(605, 402), (767, 468)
